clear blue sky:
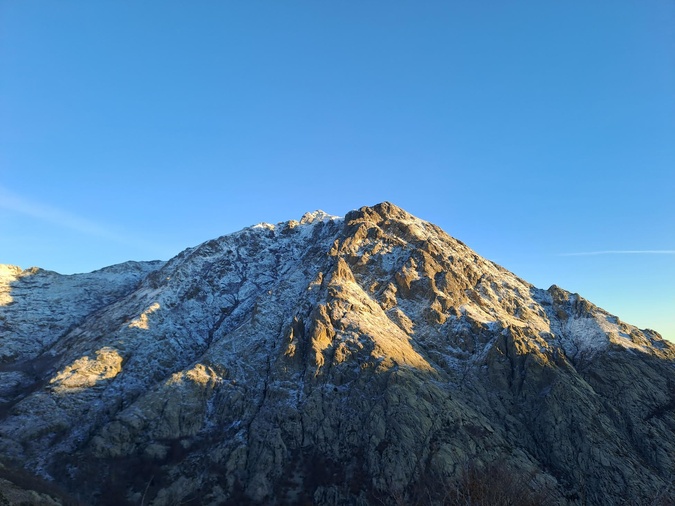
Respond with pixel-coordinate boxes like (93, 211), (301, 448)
(1, 1), (673, 341)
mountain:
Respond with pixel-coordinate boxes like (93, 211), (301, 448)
(1, 202), (673, 505)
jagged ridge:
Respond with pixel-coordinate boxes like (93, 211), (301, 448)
(0, 202), (673, 505)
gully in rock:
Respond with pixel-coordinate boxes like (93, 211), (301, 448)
(0, 203), (673, 505)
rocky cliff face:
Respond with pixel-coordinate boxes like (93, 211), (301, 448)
(1, 203), (673, 505)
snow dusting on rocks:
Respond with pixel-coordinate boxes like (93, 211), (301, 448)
(0, 202), (673, 506)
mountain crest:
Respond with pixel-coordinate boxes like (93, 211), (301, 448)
(0, 203), (673, 505)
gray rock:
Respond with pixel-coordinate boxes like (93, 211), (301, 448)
(0, 203), (673, 505)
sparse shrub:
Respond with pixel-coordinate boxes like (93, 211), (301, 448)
(652, 477), (675, 506)
(401, 459), (555, 506)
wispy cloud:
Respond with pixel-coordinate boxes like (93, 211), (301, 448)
(560, 250), (675, 257)
(0, 186), (155, 250)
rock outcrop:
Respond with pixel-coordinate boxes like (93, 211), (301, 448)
(0, 203), (673, 505)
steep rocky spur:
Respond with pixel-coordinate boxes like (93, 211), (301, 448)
(0, 203), (673, 505)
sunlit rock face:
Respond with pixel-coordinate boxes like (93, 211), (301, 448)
(0, 203), (674, 505)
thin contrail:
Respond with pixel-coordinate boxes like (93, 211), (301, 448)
(560, 250), (675, 257)
(0, 186), (158, 251)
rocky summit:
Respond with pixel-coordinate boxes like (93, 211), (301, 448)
(0, 202), (673, 505)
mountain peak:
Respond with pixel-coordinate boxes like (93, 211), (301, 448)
(299, 209), (339, 224)
(345, 201), (412, 223)
(1, 204), (673, 505)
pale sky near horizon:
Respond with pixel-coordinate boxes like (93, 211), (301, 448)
(1, 1), (674, 341)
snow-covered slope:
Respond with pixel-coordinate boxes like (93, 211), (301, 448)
(0, 261), (164, 361)
(0, 203), (673, 505)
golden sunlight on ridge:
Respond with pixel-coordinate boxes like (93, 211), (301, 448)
(166, 363), (222, 387)
(0, 265), (23, 306)
(128, 302), (161, 329)
(50, 347), (123, 393)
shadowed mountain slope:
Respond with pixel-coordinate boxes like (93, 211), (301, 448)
(1, 202), (673, 505)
